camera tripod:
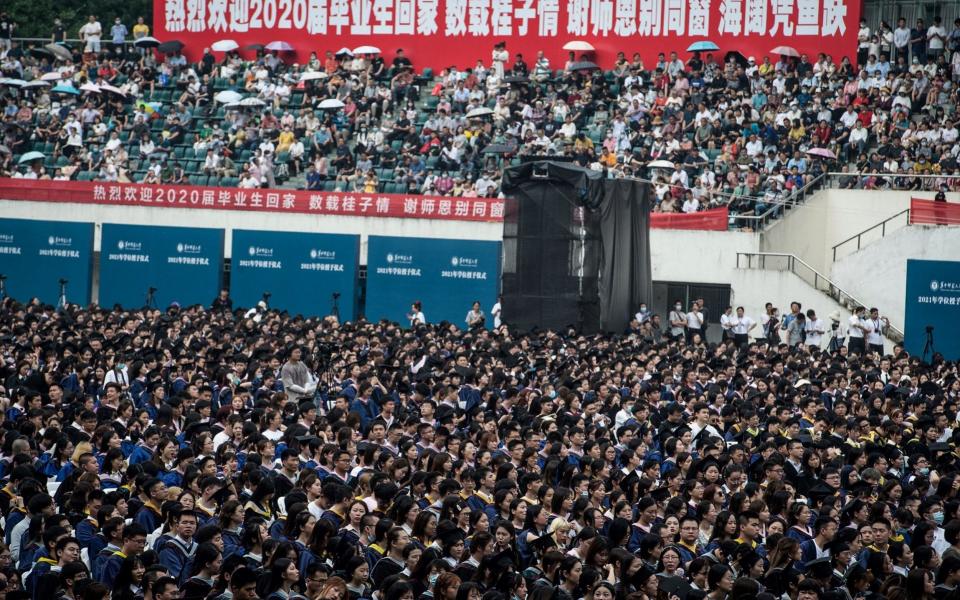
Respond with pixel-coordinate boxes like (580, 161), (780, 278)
(922, 326), (935, 363)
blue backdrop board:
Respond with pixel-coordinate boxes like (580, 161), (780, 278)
(99, 224), (224, 309)
(366, 236), (501, 326)
(231, 230), (360, 320)
(904, 259), (960, 361)
(0, 218), (94, 306)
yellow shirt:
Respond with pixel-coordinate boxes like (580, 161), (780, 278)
(132, 24), (150, 38)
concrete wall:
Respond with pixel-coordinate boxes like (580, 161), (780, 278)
(831, 224), (960, 329)
(0, 199), (504, 263)
(761, 189), (960, 276)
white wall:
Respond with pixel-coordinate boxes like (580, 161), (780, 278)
(831, 224), (960, 329)
(761, 189), (960, 276)
(0, 199), (503, 263)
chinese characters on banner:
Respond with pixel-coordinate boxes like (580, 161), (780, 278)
(0, 179), (505, 222)
(154, 0), (857, 69)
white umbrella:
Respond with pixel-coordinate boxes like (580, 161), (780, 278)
(318, 98), (345, 109)
(239, 97), (267, 107)
(211, 39), (240, 52)
(0, 78), (28, 87)
(647, 160), (675, 169)
(335, 47), (354, 57)
(79, 82), (101, 94)
(22, 81), (51, 89)
(562, 40), (596, 52)
(265, 41), (294, 52)
(353, 45), (381, 55)
(99, 84), (128, 97)
(214, 90), (243, 103)
(466, 107), (494, 118)
(44, 43), (73, 61)
(300, 71), (328, 82)
(40, 72), (63, 81)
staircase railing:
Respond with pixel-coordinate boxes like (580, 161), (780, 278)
(735, 252), (904, 341)
(831, 209), (911, 262)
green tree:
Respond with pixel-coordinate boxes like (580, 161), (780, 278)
(7, 0), (151, 40)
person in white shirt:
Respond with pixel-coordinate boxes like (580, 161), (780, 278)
(894, 18), (911, 62)
(866, 307), (888, 354)
(79, 15), (102, 53)
(847, 306), (869, 355)
(928, 17), (947, 58)
(804, 309), (826, 349)
(407, 301), (426, 326)
(730, 306), (756, 347)
(635, 303), (651, 324)
(491, 296), (502, 328)
(685, 300), (704, 343)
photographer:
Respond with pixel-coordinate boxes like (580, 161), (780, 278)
(465, 301), (486, 330)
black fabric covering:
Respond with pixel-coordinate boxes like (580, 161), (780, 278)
(500, 161), (652, 333)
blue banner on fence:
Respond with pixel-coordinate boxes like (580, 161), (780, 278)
(904, 259), (960, 361)
(100, 224), (224, 309)
(0, 218), (94, 306)
(366, 236), (501, 326)
(231, 230), (360, 320)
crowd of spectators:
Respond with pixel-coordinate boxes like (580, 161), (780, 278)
(0, 290), (958, 600)
(1, 14), (959, 221)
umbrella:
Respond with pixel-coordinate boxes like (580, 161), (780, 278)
(29, 47), (55, 59)
(352, 45), (381, 55)
(647, 160), (675, 169)
(335, 47), (354, 57)
(318, 98), (345, 110)
(134, 36), (161, 48)
(22, 81), (51, 89)
(562, 41), (595, 52)
(806, 148), (837, 159)
(40, 72), (63, 81)
(266, 41), (294, 52)
(0, 144), (10, 155)
(157, 40), (185, 54)
(0, 78), (29, 87)
(51, 83), (80, 95)
(466, 107), (494, 118)
(18, 151), (45, 164)
(482, 143), (516, 154)
(211, 39), (239, 52)
(80, 83), (101, 94)
(686, 41), (719, 52)
(724, 50), (748, 68)
(214, 90), (243, 103)
(99, 84), (128, 97)
(300, 71), (327, 81)
(502, 75), (529, 85)
(239, 97), (266, 107)
(566, 61), (599, 71)
(244, 43), (265, 51)
(771, 45), (800, 57)
(44, 43), (73, 61)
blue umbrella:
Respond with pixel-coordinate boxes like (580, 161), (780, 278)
(18, 151), (45, 164)
(51, 83), (80, 95)
(687, 41), (719, 52)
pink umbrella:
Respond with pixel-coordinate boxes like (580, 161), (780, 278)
(771, 45), (800, 57)
(806, 148), (837, 159)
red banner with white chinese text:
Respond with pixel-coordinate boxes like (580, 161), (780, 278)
(909, 198), (960, 226)
(650, 206), (727, 230)
(153, 0), (859, 70)
(0, 178), (505, 222)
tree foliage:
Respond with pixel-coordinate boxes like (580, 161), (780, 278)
(6, 0), (152, 39)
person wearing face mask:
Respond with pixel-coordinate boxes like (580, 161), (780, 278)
(105, 356), (129, 388)
(668, 301), (687, 342)
(635, 303), (651, 324)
